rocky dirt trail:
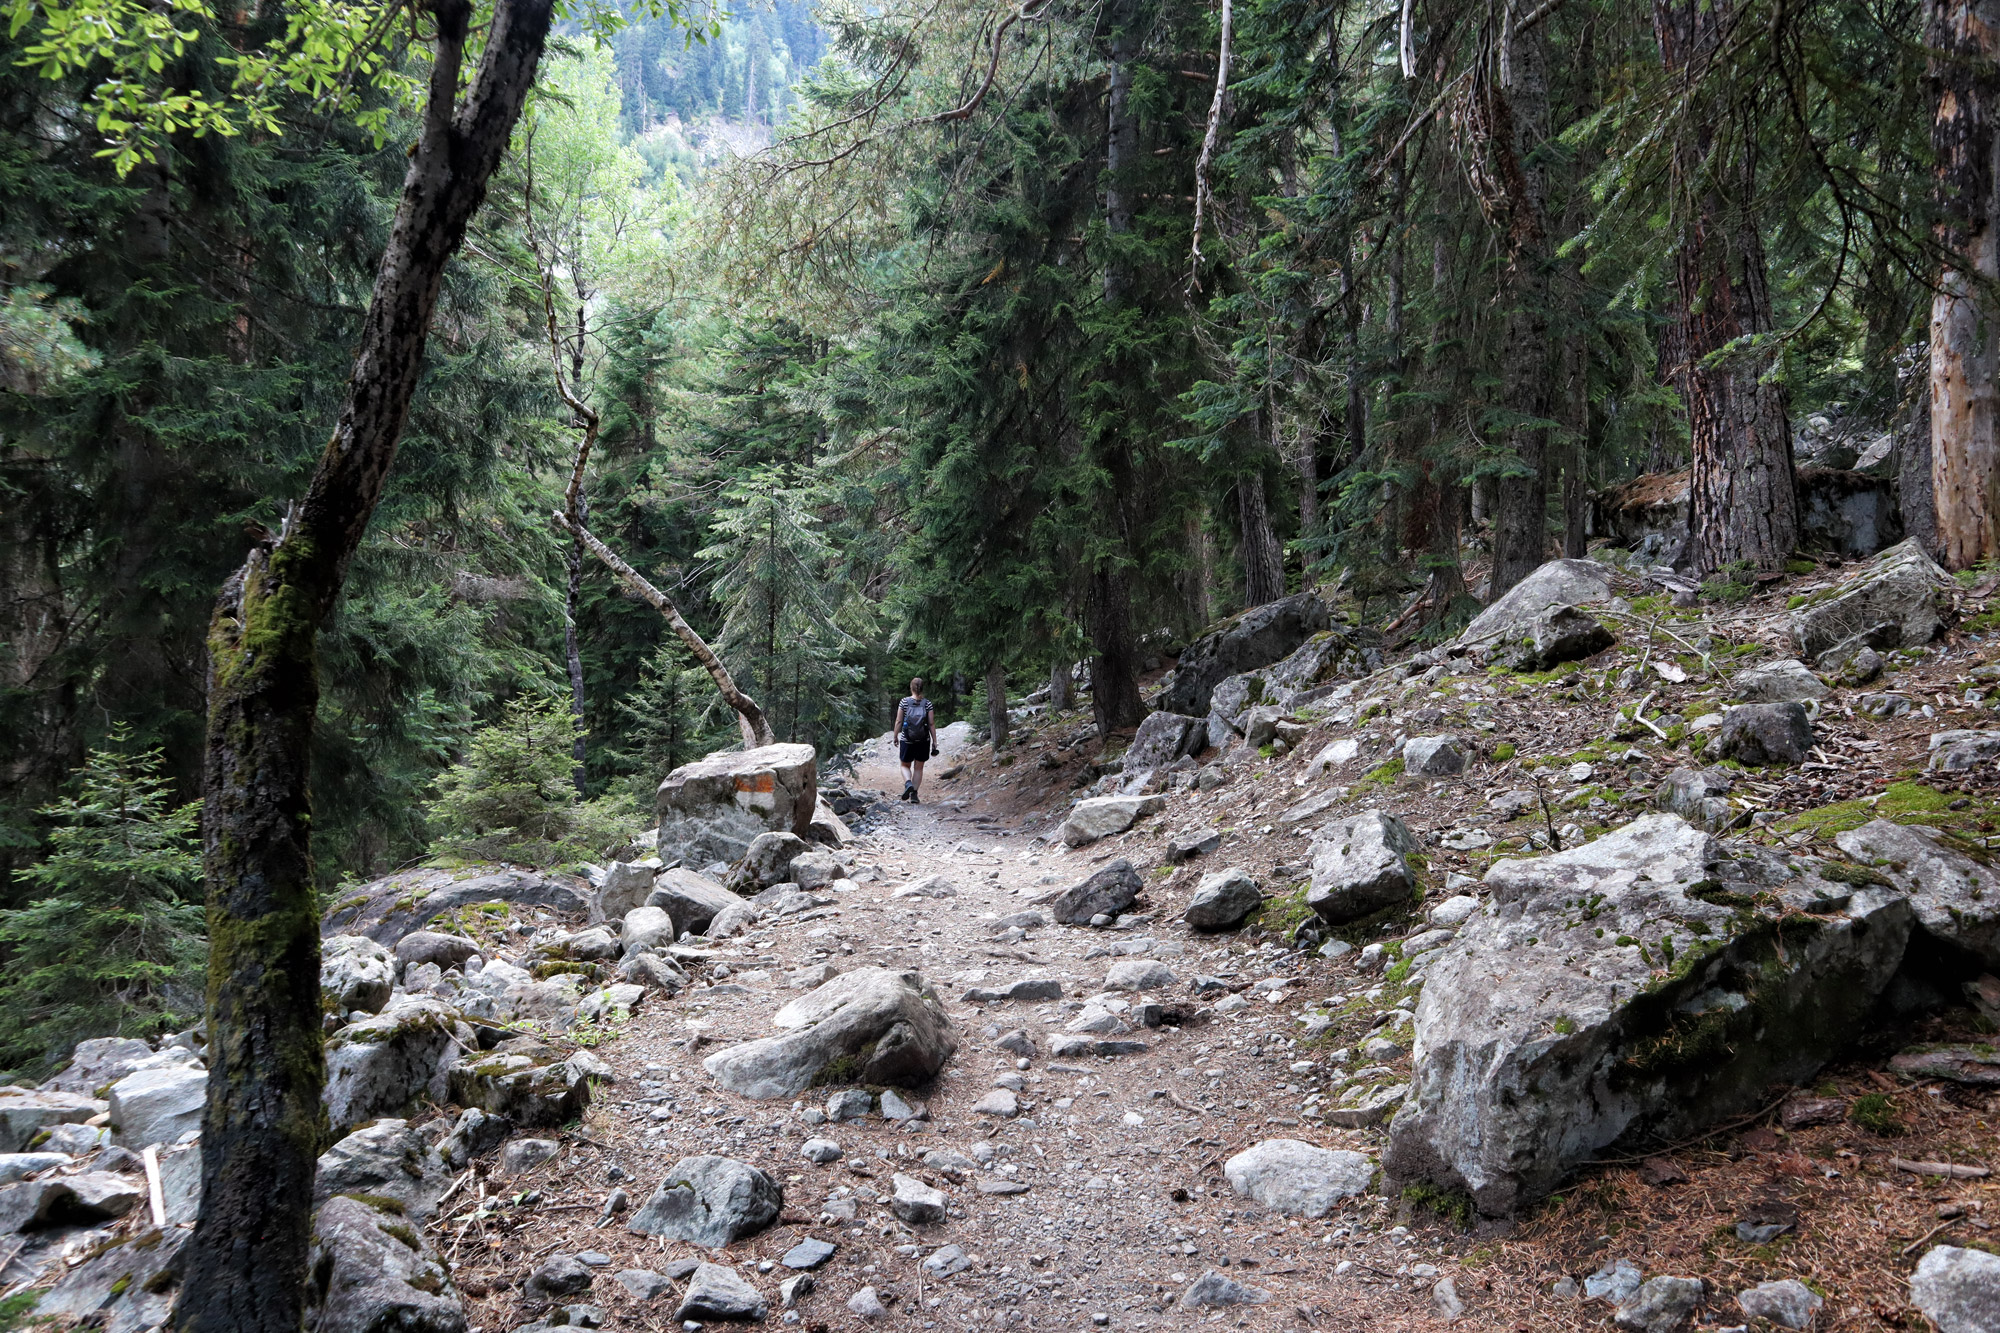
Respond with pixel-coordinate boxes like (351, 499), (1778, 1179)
(446, 730), (1523, 1333)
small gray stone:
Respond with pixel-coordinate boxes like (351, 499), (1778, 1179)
(1432, 1276), (1465, 1321)
(626, 1155), (782, 1249)
(1585, 1259), (1644, 1303)
(921, 1244), (972, 1277)
(801, 1138), (843, 1164)
(1612, 1276), (1704, 1333)
(1103, 959), (1175, 991)
(498, 1137), (558, 1176)
(1044, 859), (1144, 924)
(1182, 867), (1262, 930)
(1404, 734), (1466, 777)
(615, 1268), (672, 1302)
(1223, 1140), (1373, 1218)
(1736, 1278), (1822, 1330)
(779, 1273), (814, 1308)
(847, 1285), (888, 1320)
(1178, 1269), (1273, 1310)
(971, 1089), (1019, 1118)
(825, 1089), (873, 1121)
(782, 1238), (837, 1270)
(1731, 658), (1829, 703)
(1713, 702), (1813, 766)
(525, 1254), (594, 1300)
(995, 1030), (1037, 1058)
(877, 1089), (917, 1120)
(890, 1173), (948, 1224)
(675, 1261), (766, 1321)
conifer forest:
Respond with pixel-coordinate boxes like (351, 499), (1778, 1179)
(9, 0), (2000, 1328)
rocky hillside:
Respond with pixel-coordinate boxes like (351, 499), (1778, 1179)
(5, 539), (2000, 1332)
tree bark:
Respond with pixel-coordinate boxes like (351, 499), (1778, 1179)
(1928, 0), (2000, 569)
(986, 661), (1009, 748)
(1237, 468), (1284, 605)
(1049, 657), (1072, 711)
(1088, 567), (1147, 735)
(1487, 11), (1554, 597)
(176, 2), (555, 1329)
(564, 492), (589, 799)
(1654, 0), (1797, 575)
(556, 513), (775, 749)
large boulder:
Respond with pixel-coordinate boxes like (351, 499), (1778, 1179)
(1835, 820), (2000, 968)
(1489, 606), (1617, 673)
(655, 743), (819, 868)
(1043, 860), (1144, 925)
(33, 1224), (188, 1330)
(627, 1155), (782, 1248)
(322, 935), (397, 1015)
(1125, 711), (1208, 772)
(0, 1172), (143, 1232)
(322, 867), (590, 945)
(1789, 538), (1954, 660)
(1307, 812), (1417, 925)
(1384, 815), (1914, 1218)
(1059, 795), (1165, 848)
(305, 1194), (465, 1333)
(1457, 559), (1614, 658)
(1160, 592), (1329, 717)
(323, 998), (462, 1135)
(108, 1064), (206, 1150)
(447, 1038), (595, 1128)
(702, 968), (957, 1100)
(313, 1119), (449, 1223)
(0, 1088), (104, 1154)
(648, 867), (741, 936)
(1797, 467), (1904, 557)
(42, 1038), (155, 1096)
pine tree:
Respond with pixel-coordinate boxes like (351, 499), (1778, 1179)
(0, 733), (204, 1077)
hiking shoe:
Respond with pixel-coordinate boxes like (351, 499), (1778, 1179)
(902, 783), (915, 801)
(910, 788), (921, 804)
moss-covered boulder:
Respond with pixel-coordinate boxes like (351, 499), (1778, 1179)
(446, 1037), (593, 1128)
(1384, 814), (1913, 1219)
(305, 1194), (464, 1333)
(322, 999), (464, 1135)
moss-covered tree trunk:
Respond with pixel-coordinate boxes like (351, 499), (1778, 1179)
(174, 1), (555, 1327)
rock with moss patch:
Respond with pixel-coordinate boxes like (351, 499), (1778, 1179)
(34, 1224), (188, 1330)
(1183, 868), (1263, 930)
(446, 1037), (593, 1128)
(1835, 819), (2000, 967)
(626, 1155), (782, 1248)
(321, 866), (591, 946)
(323, 998), (464, 1135)
(305, 1194), (465, 1333)
(1790, 538), (1953, 661)
(41, 1038), (156, 1097)
(1161, 592), (1329, 717)
(1307, 811), (1417, 925)
(313, 1119), (448, 1223)
(702, 967), (957, 1100)
(1456, 560), (1614, 660)
(0, 1088), (106, 1154)
(655, 743), (819, 869)
(322, 935), (397, 1015)
(1385, 814), (1914, 1219)
(1654, 766), (1740, 833)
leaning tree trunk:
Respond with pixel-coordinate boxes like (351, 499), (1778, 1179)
(176, 1), (555, 1328)
(1654, 0), (1797, 574)
(986, 661), (1009, 748)
(563, 490), (589, 798)
(1928, 0), (2000, 569)
(1486, 10), (1554, 598)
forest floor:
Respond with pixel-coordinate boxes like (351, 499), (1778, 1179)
(446, 562), (2000, 1333)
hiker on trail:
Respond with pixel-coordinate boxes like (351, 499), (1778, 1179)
(897, 677), (939, 802)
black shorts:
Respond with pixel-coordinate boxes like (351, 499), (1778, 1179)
(900, 737), (930, 763)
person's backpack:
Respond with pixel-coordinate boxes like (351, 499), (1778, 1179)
(900, 699), (932, 745)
